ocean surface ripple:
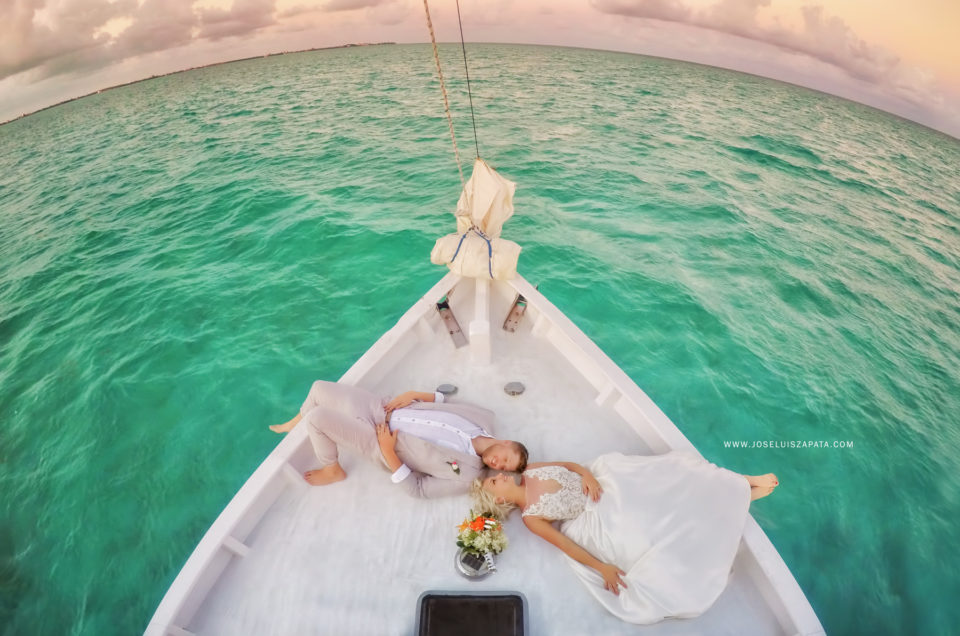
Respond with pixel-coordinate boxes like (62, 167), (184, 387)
(1, 43), (958, 635)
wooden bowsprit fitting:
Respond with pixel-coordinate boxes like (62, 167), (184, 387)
(502, 292), (529, 332)
(437, 296), (467, 347)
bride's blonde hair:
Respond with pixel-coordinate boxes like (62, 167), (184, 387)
(469, 478), (518, 520)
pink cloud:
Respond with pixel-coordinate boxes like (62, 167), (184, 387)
(198, 0), (277, 41)
(111, 0), (197, 59)
(0, 0), (282, 82)
(0, 0), (956, 136)
(590, 0), (910, 95)
(323, 0), (387, 11)
(0, 0), (136, 79)
(594, 0), (691, 22)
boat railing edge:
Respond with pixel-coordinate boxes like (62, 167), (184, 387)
(144, 453), (300, 635)
(507, 274), (692, 453)
(340, 272), (461, 387)
(507, 273), (825, 636)
(146, 272), (463, 636)
(741, 519), (827, 636)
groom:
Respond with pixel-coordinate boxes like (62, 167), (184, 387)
(270, 380), (529, 498)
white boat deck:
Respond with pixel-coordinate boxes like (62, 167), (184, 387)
(148, 273), (823, 636)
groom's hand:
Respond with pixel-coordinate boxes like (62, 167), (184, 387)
(376, 422), (398, 452)
(376, 422), (404, 473)
(385, 391), (418, 413)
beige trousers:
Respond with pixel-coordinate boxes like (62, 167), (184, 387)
(300, 380), (387, 468)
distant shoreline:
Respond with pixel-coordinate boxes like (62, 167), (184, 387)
(0, 42), (396, 127)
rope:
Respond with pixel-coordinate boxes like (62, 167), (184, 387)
(422, 1), (492, 278)
(422, 0), (465, 187)
(454, 0), (480, 159)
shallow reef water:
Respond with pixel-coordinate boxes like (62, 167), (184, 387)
(1, 43), (958, 635)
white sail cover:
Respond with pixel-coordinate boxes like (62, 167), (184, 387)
(454, 157), (516, 237)
(431, 158), (521, 279)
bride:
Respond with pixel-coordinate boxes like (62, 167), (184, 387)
(472, 451), (778, 624)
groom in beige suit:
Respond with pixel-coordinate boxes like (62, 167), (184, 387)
(270, 380), (529, 498)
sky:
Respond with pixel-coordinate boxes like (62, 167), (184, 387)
(1, 0), (958, 138)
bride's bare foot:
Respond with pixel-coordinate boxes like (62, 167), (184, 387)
(745, 473), (778, 488)
(304, 463), (347, 486)
(269, 414), (301, 434)
(750, 485), (776, 501)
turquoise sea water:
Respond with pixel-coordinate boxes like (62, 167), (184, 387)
(1, 43), (958, 635)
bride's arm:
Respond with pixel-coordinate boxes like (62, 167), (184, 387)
(524, 461), (603, 501)
(523, 515), (627, 595)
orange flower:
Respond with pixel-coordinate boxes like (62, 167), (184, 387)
(470, 518), (485, 532)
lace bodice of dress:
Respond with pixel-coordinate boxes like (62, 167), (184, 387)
(522, 465), (587, 521)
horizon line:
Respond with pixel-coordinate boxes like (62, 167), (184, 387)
(2, 40), (956, 142)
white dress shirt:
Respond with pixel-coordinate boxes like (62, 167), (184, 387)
(388, 392), (491, 483)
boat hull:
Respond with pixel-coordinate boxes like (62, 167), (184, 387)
(146, 272), (823, 636)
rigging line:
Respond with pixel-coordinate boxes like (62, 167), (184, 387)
(422, 0), (465, 186)
(454, 0), (480, 160)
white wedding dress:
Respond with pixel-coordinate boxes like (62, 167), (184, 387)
(522, 452), (751, 624)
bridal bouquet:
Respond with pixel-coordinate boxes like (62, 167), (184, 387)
(456, 512), (508, 556)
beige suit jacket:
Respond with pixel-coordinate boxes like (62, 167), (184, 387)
(392, 400), (496, 498)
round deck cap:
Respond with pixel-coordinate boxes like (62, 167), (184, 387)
(504, 382), (525, 396)
(437, 383), (458, 395)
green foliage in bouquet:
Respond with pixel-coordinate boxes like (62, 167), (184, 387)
(456, 511), (508, 556)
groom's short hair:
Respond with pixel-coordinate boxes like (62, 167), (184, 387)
(512, 441), (529, 472)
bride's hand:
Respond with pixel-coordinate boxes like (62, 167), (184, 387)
(582, 473), (603, 502)
(598, 563), (628, 596)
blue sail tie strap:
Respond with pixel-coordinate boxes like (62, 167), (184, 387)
(449, 226), (494, 278)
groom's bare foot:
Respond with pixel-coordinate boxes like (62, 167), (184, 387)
(269, 414), (302, 434)
(745, 473), (778, 488)
(304, 463), (347, 486)
(750, 485), (776, 501)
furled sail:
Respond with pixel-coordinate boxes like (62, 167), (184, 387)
(431, 158), (521, 279)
